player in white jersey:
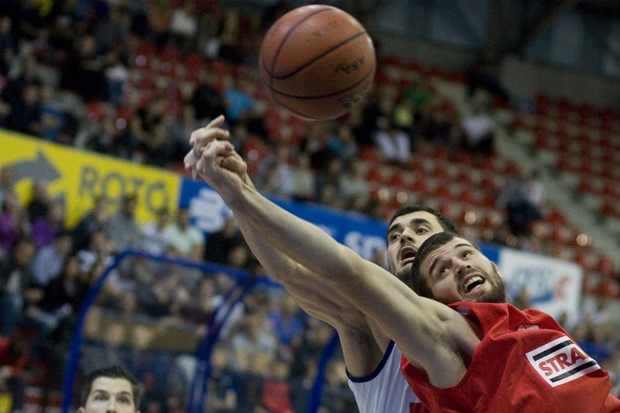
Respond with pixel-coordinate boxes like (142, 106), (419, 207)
(185, 116), (457, 412)
(348, 341), (425, 412)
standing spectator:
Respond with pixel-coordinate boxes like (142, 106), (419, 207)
(105, 194), (140, 253)
(164, 207), (204, 260)
(0, 237), (40, 336)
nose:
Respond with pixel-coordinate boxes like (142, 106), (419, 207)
(453, 258), (470, 278)
(106, 399), (117, 413)
(399, 229), (415, 244)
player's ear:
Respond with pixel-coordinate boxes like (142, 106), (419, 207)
(491, 262), (501, 276)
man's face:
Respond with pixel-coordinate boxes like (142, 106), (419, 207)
(386, 211), (446, 281)
(417, 236), (506, 304)
(78, 377), (138, 413)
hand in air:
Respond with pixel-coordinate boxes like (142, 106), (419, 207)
(184, 115), (251, 191)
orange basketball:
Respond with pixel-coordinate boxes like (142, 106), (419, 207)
(259, 5), (376, 121)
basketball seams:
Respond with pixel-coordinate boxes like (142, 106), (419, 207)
(270, 67), (374, 100)
(263, 7), (335, 79)
(270, 31), (369, 80)
(258, 5), (375, 120)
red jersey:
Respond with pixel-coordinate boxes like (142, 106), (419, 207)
(400, 302), (620, 413)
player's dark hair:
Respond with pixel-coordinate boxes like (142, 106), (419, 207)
(79, 365), (140, 408)
(388, 205), (457, 241)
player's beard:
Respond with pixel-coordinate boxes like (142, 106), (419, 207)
(475, 266), (507, 304)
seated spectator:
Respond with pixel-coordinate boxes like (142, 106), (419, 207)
(289, 153), (316, 203)
(0, 334), (29, 413)
(222, 76), (256, 127)
(140, 207), (172, 256)
(105, 193), (140, 253)
(204, 216), (242, 265)
(25, 253), (87, 339)
(0, 194), (29, 257)
(339, 159), (370, 205)
(72, 196), (110, 252)
(31, 199), (66, 249)
(164, 207), (204, 260)
(466, 47), (509, 106)
(460, 101), (496, 161)
(30, 230), (74, 287)
(7, 81), (42, 136)
(0, 237), (40, 337)
(373, 117), (412, 166)
(26, 179), (52, 223)
(0, 166), (16, 210)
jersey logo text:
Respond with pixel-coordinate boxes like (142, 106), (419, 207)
(526, 336), (601, 387)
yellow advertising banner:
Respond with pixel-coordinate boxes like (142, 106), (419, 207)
(0, 130), (181, 228)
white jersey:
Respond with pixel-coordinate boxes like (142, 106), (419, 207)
(347, 341), (423, 413)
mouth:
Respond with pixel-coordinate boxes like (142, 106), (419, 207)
(462, 274), (485, 294)
(399, 246), (417, 266)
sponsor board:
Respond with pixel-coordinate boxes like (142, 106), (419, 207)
(0, 130), (181, 227)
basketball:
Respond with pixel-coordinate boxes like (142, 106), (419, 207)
(259, 5), (376, 121)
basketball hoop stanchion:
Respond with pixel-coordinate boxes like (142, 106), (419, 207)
(61, 249), (342, 413)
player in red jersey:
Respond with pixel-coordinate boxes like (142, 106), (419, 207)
(402, 231), (620, 412)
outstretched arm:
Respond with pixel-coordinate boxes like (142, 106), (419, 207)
(187, 118), (386, 375)
(186, 119), (479, 387)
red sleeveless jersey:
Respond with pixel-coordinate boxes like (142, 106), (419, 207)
(400, 302), (620, 413)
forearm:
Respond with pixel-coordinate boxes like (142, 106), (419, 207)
(223, 183), (363, 288)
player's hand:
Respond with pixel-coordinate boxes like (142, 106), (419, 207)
(184, 115), (229, 178)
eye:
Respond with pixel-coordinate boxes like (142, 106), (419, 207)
(388, 232), (400, 242)
(415, 227), (429, 235)
(118, 397), (132, 405)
